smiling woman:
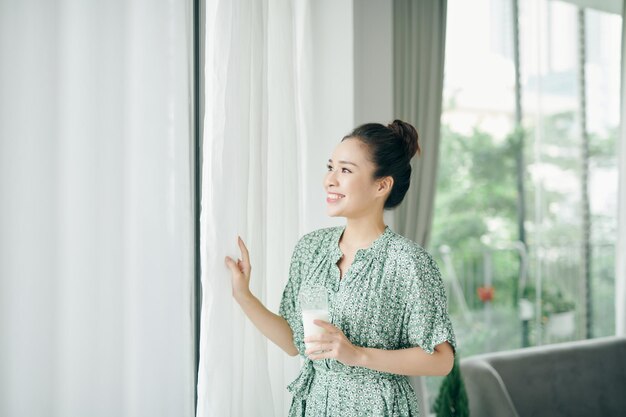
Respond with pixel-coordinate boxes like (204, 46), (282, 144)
(325, 120), (420, 217)
(225, 120), (456, 417)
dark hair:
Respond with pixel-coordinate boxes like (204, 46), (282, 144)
(342, 119), (420, 209)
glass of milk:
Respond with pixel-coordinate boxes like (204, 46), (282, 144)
(299, 285), (330, 353)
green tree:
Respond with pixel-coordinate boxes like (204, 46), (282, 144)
(432, 125), (517, 255)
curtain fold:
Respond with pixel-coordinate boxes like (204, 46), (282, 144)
(0, 1), (195, 416)
(393, 0), (448, 250)
(617, 0), (626, 337)
(197, 1), (308, 416)
(392, 0), (448, 414)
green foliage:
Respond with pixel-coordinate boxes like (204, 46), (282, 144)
(432, 125), (517, 254)
(428, 112), (618, 415)
(432, 109), (618, 347)
(523, 284), (575, 317)
(433, 124), (521, 309)
(522, 111), (583, 247)
(433, 356), (469, 417)
(588, 126), (619, 168)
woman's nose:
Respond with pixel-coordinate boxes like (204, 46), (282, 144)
(324, 171), (338, 187)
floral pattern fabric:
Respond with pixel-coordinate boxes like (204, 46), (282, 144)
(279, 225), (456, 417)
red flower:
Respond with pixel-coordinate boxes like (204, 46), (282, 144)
(477, 286), (495, 302)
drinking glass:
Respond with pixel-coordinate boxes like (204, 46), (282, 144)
(299, 285), (330, 352)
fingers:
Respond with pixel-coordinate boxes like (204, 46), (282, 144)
(224, 237), (251, 279)
(225, 255), (245, 270)
(304, 332), (334, 344)
(224, 256), (238, 272)
(303, 322), (339, 345)
(313, 320), (336, 332)
(304, 335), (325, 344)
(306, 344), (335, 360)
(238, 236), (250, 265)
(305, 343), (333, 356)
(307, 352), (325, 361)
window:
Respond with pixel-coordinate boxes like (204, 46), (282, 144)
(430, 0), (621, 408)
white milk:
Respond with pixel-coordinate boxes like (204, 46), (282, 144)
(301, 309), (330, 349)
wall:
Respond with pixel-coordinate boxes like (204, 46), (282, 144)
(303, 0), (395, 233)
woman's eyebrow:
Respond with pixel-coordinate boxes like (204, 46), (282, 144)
(328, 158), (359, 167)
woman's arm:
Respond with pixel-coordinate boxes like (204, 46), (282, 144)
(357, 342), (454, 376)
(235, 292), (299, 357)
(305, 320), (454, 376)
(225, 237), (298, 357)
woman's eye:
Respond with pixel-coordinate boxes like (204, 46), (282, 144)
(326, 164), (350, 173)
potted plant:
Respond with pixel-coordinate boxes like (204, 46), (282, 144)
(522, 284), (576, 338)
(542, 287), (576, 338)
(433, 356), (469, 417)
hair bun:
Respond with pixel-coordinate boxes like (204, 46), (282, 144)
(387, 119), (420, 158)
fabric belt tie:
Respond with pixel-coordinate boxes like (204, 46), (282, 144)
(287, 358), (407, 401)
(287, 358), (315, 400)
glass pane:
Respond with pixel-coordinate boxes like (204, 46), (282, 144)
(520, 0), (583, 346)
(430, 0), (519, 408)
(585, 8), (621, 337)
(431, 0), (621, 410)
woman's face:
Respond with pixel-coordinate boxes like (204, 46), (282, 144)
(323, 137), (391, 218)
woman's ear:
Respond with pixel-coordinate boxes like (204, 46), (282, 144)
(377, 176), (393, 195)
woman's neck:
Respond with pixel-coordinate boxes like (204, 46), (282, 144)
(341, 217), (387, 250)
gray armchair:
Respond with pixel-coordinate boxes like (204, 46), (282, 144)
(460, 336), (626, 417)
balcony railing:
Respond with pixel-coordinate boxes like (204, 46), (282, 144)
(434, 241), (616, 355)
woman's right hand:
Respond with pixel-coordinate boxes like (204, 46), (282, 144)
(224, 236), (252, 302)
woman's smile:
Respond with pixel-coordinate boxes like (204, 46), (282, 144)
(326, 192), (345, 203)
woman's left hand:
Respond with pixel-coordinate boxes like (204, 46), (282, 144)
(304, 320), (364, 367)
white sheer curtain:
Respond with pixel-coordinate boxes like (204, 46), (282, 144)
(0, 1), (195, 416)
(617, 0), (626, 337)
(197, 1), (309, 416)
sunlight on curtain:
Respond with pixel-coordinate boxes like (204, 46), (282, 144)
(0, 1), (195, 416)
(197, 1), (310, 416)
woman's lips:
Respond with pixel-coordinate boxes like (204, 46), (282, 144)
(326, 193), (345, 203)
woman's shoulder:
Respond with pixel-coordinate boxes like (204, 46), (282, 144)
(385, 230), (440, 272)
(383, 233), (444, 296)
(292, 225), (341, 253)
(300, 225), (341, 241)
(386, 230), (428, 258)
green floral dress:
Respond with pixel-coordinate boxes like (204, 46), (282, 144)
(279, 225), (456, 417)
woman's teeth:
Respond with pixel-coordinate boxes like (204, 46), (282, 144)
(327, 193), (345, 201)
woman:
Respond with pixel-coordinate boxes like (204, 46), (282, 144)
(225, 120), (456, 417)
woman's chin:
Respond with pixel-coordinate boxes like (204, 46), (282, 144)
(326, 207), (342, 217)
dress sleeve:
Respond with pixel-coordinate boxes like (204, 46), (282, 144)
(402, 251), (457, 354)
(278, 236), (307, 352)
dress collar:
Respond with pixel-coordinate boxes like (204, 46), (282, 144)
(331, 224), (392, 261)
